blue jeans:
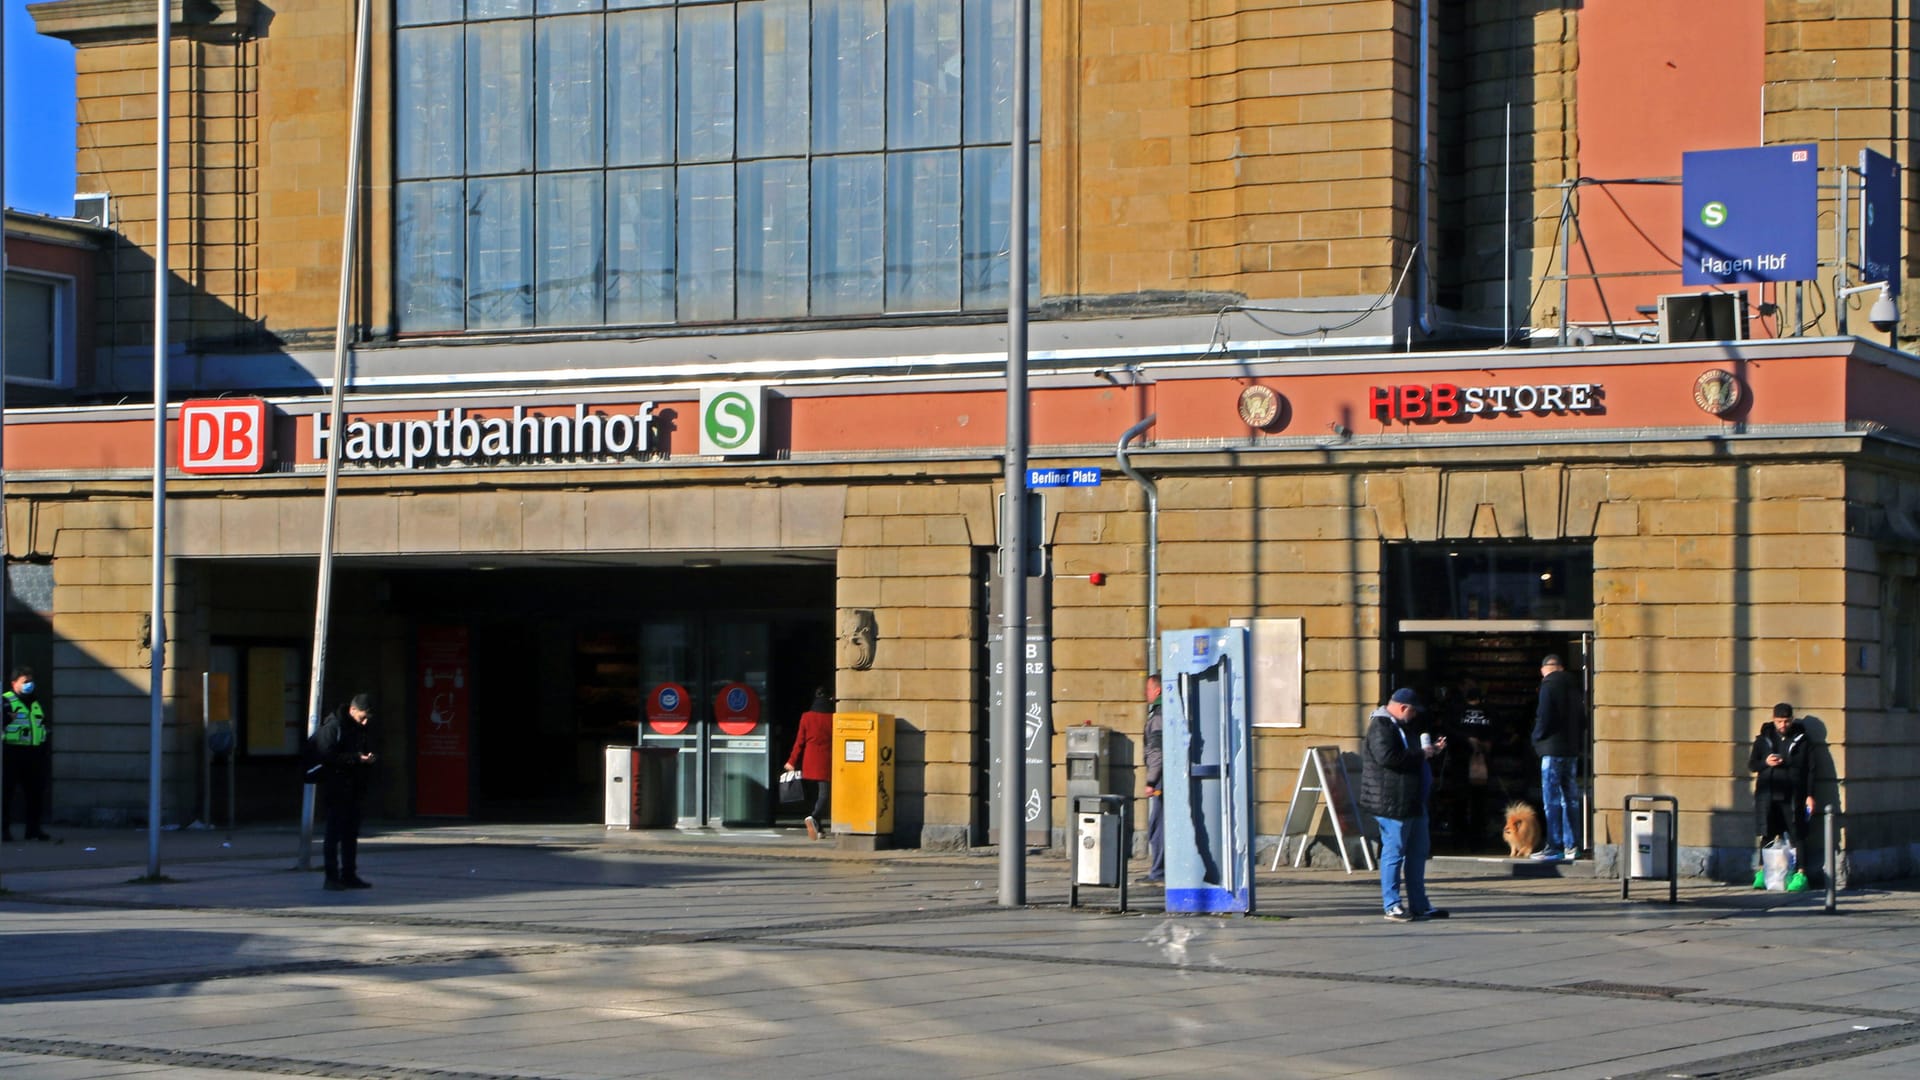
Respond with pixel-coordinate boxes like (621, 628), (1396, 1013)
(1541, 755), (1581, 852)
(1377, 814), (1430, 913)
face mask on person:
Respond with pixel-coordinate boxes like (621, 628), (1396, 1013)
(18, 681), (33, 695)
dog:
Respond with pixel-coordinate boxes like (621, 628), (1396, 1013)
(1502, 802), (1542, 859)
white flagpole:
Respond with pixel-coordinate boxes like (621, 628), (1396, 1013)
(299, 0), (371, 870)
(146, 0), (171, 879)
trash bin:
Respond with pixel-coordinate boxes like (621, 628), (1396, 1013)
(1622, 794), (1678, 904)
(635, 747), (676, 828)
(604, 746), (637, 829)
(1074, 795), (1123, 886)
(1069, 794), (1129, 912)
(1629, 808), (1671, 879)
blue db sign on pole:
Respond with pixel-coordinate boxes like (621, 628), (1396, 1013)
(1862, 148), (1902, 297)
(1682, 144), (1819, 286)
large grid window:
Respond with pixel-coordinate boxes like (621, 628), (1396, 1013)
(394, 0), (1038, 333)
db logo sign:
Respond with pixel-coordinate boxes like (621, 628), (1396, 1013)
(179, 399), (272, 474)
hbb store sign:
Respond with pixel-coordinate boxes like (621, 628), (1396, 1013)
(179, 399), (272, 474)
(1368, 381), (1604, 423)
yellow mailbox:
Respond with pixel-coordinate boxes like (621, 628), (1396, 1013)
(831, 711), (896, 844)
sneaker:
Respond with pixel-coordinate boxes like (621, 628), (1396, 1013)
(344, 877), (373, 889)
(1564, 848), (1579, 861)
(804, 816), (820, 841)
(323, 878), (348, 891)
(1416, 908), (1450, 920)
(1530, 849), (1563, 861)
(1786, 870), (1809, 892)
(1384, 905), (1414, 922)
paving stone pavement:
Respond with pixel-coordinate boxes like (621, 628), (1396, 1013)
(2, 824), (1918, 1079)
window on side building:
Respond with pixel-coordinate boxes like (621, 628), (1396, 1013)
(3, 272), (72, 386)
(392, 0), (1040, 334)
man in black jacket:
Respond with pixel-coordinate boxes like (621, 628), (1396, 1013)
(1531, 654), (1583, 862)
(318, 692), (378, 890)
(1360, 688), (1447, 922)
(1749, 702), (1814, 881)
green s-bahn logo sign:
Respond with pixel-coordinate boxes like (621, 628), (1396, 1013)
(699, 386), (765, 456)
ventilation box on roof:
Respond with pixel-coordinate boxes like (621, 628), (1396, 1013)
(1658, 292), (1746, 343)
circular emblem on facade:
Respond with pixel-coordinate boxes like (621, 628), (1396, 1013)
(1237, 385), (1281, 429)
(1692, 369), (1742, 416)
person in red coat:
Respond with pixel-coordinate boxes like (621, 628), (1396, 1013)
(786, 688), (835, 840)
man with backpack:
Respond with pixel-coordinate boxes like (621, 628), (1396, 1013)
(316, 692), (378, 890)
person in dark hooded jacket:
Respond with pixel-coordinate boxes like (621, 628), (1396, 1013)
(1360, 688), (1448, 922)
(317, 692), (378, 890)
(1749, 701), (1815, 857)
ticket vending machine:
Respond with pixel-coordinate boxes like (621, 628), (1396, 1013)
(1161, 626), (1253, 914)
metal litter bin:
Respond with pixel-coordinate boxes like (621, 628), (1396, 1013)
(604, 746), (638, 829)
(1069, 794), (1129, 912)
(1622, 794), (1678, 904)
(1629, 809), (1671, 879)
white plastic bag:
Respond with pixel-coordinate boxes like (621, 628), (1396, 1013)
(1761, 839), (1795, 891)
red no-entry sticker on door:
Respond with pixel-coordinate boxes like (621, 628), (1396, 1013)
(647, 682), (692, 735)
(713, 683), (761, 735)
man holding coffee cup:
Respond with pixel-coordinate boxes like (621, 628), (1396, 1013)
(1359, 687), (1448, 923)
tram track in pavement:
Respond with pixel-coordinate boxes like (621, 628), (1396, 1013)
(7, 886), (1920, 1024)
(8, 859), (1920, 1079)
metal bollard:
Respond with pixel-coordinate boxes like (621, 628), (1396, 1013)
(1824, 803), (1837, 914)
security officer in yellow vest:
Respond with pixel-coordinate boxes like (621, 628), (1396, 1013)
(3, 666), (54, 842)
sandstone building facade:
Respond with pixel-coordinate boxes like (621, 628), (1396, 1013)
(10, 0), (1920, 880)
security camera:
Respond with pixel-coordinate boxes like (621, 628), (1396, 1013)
(1839, 281), (1899, 336)
(1870, 290), (1900, 333)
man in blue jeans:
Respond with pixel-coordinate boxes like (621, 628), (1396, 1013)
(1359, 688), (1448, 922)
(1532, 654), (1584, 861)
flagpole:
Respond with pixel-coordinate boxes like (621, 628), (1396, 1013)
(300, 0), (371, 870)
(147, 0), (171, 879)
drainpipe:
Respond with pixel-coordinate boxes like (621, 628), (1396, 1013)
(1116, 416), (1159, 671)
(1414, 0), (1433, 337)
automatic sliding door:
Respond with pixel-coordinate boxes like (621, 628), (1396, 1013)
(639, 621), (702, 826)
(705, 621), (772, 827)
(638, 617), (774, 828)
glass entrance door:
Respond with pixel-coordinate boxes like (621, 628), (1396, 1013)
(638, 618), (773, 827)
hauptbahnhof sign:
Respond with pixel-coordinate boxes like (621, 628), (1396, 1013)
(310, 403), (657, 469)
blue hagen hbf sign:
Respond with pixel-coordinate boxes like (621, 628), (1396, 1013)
(1682, 144), (1818, 286)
